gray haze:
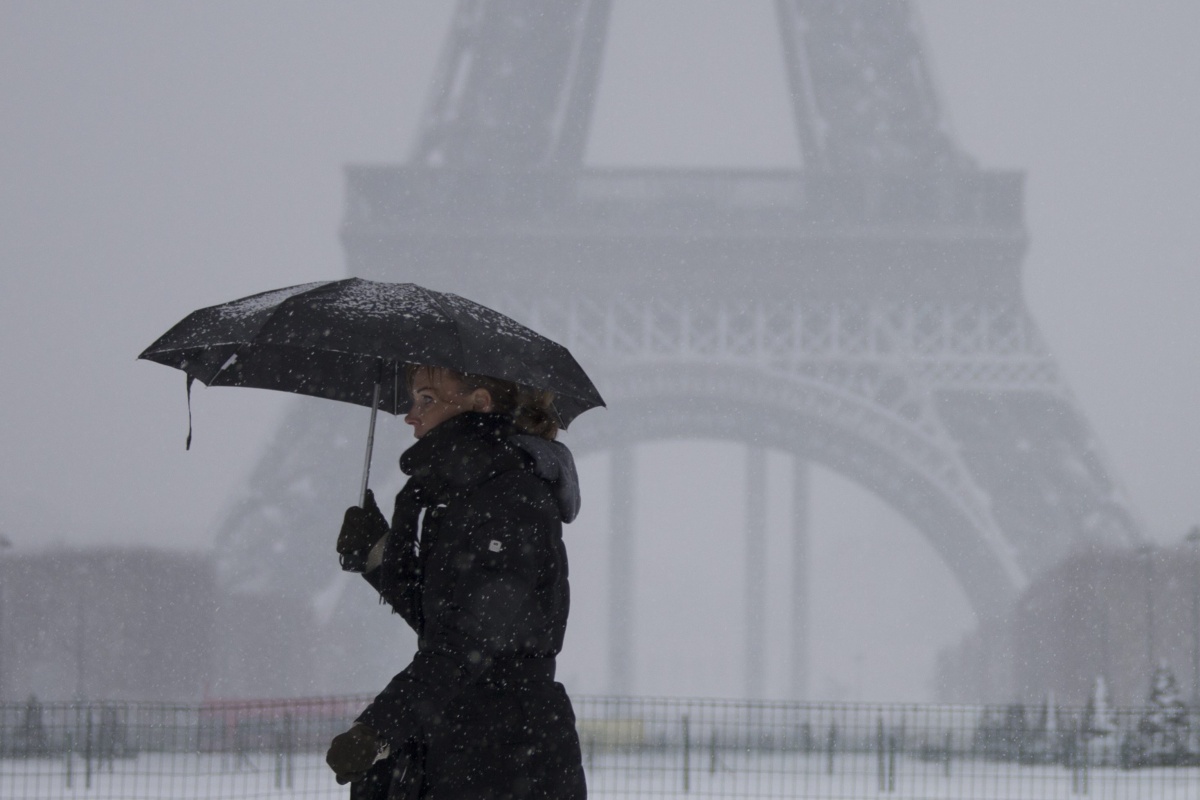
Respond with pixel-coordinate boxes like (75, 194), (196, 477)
(2, 2), (1199, 702)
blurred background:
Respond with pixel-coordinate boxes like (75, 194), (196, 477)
(1, 2), (1198, 706)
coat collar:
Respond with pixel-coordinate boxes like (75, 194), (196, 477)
(399, 412), (525, 496)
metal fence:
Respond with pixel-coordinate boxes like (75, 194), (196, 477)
(3, 695), (1199, 798)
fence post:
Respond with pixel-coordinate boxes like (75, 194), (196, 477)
(235, 719), (250, 771)
(85, 705), (93, 790)
(826, 721), (836, 776)
(219, 709), (228, 773)
(887, 733), (896, 793)
(709, 727), (718, 775)
(877, 716), (886, 792)
(1082, 733), (1089, 795)
(1071, 729), (1089, 796)
(274, 723), (284, 789)
(65, 732), (73, 789)
(681, 713), (690, 794)
(285, 712), (294, 790)
(943, 729), (952, 779)
(1081, 730), (1089, 795)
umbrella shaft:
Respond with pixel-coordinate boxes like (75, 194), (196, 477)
(359, 382), (382, 507)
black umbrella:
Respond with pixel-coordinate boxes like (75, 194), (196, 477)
(139, 278), (604, 502)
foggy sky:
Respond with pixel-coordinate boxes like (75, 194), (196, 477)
(2, 2), (1199, 701)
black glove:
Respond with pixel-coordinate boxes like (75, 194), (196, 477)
(326, 722), (385, 785)
(337, 489), (389, 572)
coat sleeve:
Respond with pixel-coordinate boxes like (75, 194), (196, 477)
(356, 499), (545, 748)
(359, 527), (423, 632)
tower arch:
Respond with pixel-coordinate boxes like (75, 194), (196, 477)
(565, 361), (1022, 621)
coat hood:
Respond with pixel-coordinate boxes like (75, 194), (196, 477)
(511, 435), (581, 523)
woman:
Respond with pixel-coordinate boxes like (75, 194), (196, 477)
(326, 365), (587, 799)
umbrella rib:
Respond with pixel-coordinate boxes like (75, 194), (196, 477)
(201, 280), (345, 386)
(421, 287), (470, 373)
(252, 277), (349, 346)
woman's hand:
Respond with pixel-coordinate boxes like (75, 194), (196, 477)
(325, 722), (387, 785)
(337, 489), (388, 571)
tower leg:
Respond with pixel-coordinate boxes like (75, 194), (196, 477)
(609, 445), (635, 695)
(746, 447), (768, 699)
(792, 458), (810, 700)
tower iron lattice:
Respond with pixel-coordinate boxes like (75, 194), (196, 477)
(214, 0), (1140, 700)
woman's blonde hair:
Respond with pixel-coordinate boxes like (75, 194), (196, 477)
(405, 364), (559, 441)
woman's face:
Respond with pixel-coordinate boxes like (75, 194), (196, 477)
(404, 369), (489, 438)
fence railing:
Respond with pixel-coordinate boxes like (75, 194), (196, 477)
(3, 695), (1199, 798)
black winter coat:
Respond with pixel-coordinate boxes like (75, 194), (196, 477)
(349, 413), (586, 800)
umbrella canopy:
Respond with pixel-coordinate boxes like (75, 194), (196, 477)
(138, 278), (605, 427)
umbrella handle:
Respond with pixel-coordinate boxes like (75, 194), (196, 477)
(359, 379), (382, 507)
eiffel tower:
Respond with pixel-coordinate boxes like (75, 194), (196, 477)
(213, 0), (1140, 700)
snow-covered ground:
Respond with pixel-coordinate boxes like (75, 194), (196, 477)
(4, 751), (1198, 799)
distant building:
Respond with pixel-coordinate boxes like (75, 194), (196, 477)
(0, 545), (406, 702)
(938, 542), (1200, 706)
(0, 547), (216, 701)
(208, 589), (316, 699)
